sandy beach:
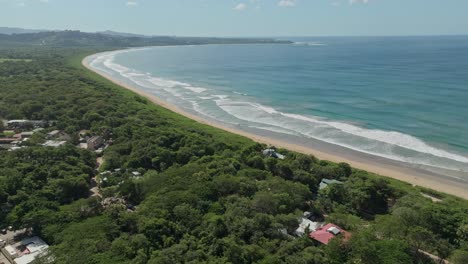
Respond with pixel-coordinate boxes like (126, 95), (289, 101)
(83, 54), (468, 200)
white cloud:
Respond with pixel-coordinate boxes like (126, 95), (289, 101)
(349, 0), (369, 4)
(330, 2), (340, 6)
(126, 1), (138, 6)
(278, 0), (295, 7)
(233, 3), (247, 11)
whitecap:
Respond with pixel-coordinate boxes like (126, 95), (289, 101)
(184, 86), (208, 93)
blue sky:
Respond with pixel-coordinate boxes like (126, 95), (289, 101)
(1, 0), (467, 37)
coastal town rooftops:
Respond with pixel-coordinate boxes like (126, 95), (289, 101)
(88, 136), (102, 143)
(47, 130), (60, 137)
(42, 140), (66, 148)
(7, 120), (28, 124)
(20, 132), (34, 137)
(0, 138), (17, 143)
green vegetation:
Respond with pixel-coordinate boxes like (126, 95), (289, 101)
(0, 41), (467, 263)
(0, 58), (32, 63)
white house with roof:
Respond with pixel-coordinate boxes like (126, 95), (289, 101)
(42, 140), (66, 148)
(14, 236), (49, 264)
(294, 212), (324, 237)
(262, 149), (285, 160)
(1, 236), (49, 264)
(319, 178), (343, 190)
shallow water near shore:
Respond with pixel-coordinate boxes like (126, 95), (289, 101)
(87, 36), (468, 182)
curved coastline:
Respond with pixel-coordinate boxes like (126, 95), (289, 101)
(83, 50), (468, 200)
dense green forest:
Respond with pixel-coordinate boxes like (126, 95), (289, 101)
(0, 42), (467, 264)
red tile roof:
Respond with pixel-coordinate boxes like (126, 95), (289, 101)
(309, 223), (351, 245)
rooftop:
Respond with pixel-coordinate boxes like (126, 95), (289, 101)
(42, 140), (66, 148)
(309, 223), (351, 245)
(21, 236), (49, 254)
(262, 149), (285, 160)
(295, 218), (323, 237)
(47, 130), (60, 136)
(319, 179), (343, 190)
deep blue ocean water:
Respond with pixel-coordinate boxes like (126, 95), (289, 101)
(89, 36), (468, 174)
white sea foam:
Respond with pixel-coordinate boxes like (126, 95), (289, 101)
(281, 113), (468, 164)
(249, 125), (299, 136)
(215, 99), (468, 169)
(147, 76), (190, 88)
(293, 42), (326, 46)
(198, 96), (215, 100)
(213, 95), (229, 101)
(184, 86), (207, 93)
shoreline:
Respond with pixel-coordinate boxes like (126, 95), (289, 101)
(82, 53), (468, 200)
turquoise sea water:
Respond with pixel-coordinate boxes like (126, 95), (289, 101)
(89, 36), (468, 175)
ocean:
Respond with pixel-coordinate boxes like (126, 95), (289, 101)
(88, 36), (468, 179)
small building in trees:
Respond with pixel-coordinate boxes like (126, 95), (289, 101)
(7, 120), (47, 130)
(20, 132), (34, 138)
(87, 136), (104, 151)
(0, 138), (17, 144)
(262, 148), (285, 160)
(1, 236), (49, 264)
(46, 130), (70, 141)
(42, 140), (67, 148)
(319, 178), (343, 190)
(2, 245), (18, 261)
(309, 223), (351, 245)
(294, 211), (324, 236)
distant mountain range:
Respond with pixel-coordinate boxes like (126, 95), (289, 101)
(0, 27), (148, 37)
(0, 29), (291, 48)
(95, 30), (152, 38)
(0, 27), (49, 35)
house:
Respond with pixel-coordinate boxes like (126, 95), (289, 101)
(7, 120), (28, 129)
(14, 236), (49, 264)
(2, 245), (18, 262)
(46, 130), (70, 140)
(79, 130), (91, 143)
(46, 130), (60, 139)
(262, 149), (285, 160)
(20, 132), (34, 138)
(7, 120), (47, 129)
(295, 218), (323, 237)
(8, 147), (24, 152)
(87, 136), (104, 151)
(319, 179), (343, 190)
(0, 138), (17, 144)
(1, 236), (49, 264)
(42, 140), (66, 148)
(309, 223), (351, 245)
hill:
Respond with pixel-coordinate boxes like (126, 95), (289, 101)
(0, 26), (48, 35)
(0, 30), (291, 48)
